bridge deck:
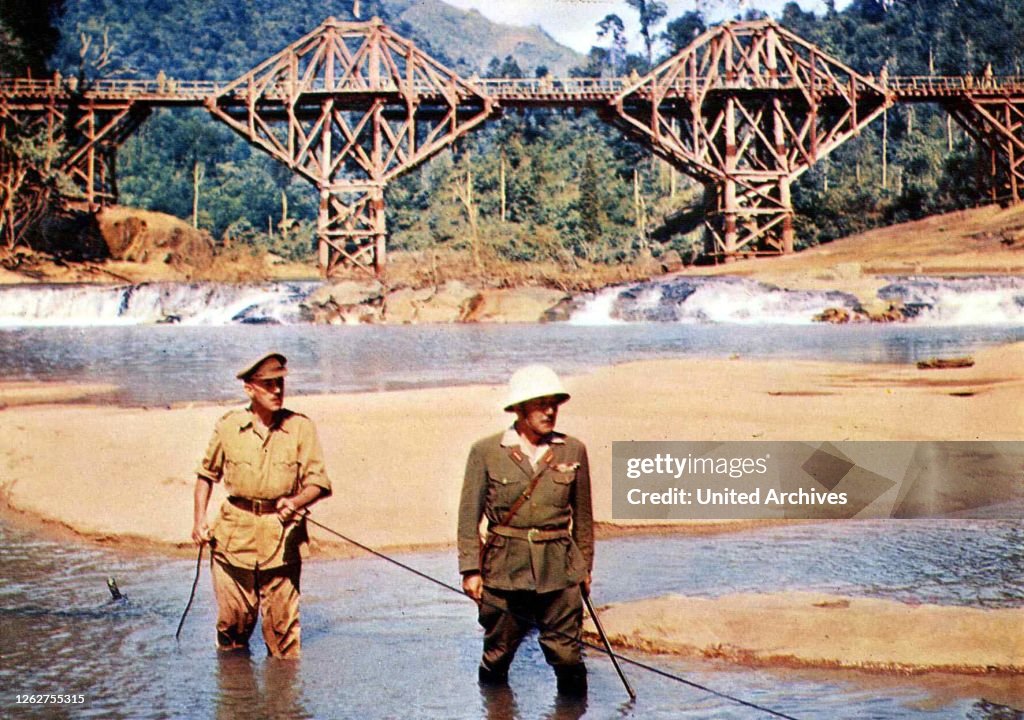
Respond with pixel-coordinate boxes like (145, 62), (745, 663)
(4, 75), (1024, 109)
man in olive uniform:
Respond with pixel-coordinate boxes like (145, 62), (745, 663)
(192, 352), (331, 658)
(458, 365), (594, 695)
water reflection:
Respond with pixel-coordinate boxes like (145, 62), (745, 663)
(215, 654), (311, 720)
(478, 680), (593, 720)
(1, 323), (1024, 406)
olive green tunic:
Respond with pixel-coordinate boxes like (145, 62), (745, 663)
(197, 407), (332, 570)
(458, 429), (594, 594)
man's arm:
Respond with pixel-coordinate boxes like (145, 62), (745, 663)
(277, 485), (323, 523)
(281, 417), (331, 523)
(572, 443), (595, 595)
(192, 477), (213, 545)
(194, 422), (225, 545)
(458, 442), (489, 602)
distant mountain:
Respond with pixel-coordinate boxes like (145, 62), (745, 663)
(50, 0), (584, 81)
(388, 0), (584, 75)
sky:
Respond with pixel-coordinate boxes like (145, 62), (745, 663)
(440, 0), (845, 55)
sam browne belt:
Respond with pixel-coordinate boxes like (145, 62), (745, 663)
(490, 525), (570, 543)
(228, 496), (282, 515)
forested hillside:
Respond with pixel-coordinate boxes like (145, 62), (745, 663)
(4, 0), (1024, 271)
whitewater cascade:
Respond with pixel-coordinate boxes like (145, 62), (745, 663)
(0, 281), (319, 327)
(567, 276), (1024, 326)
(0, 276), (1021, 327)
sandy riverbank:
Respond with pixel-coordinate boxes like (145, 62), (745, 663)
(584, 591), (1024, 674)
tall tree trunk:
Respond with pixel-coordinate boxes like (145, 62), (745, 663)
(191, 160), (204, 229)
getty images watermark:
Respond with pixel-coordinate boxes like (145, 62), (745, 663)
(611, 441), (1024, 520)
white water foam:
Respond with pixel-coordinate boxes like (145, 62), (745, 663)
(0, 282), (319, 327)
(566, 287), (628, 326)
(567, 276), (1024, 326)
(1, 276), (1021, 327)
(567, 277), (861, 325)
(879, 276), (1024, 326)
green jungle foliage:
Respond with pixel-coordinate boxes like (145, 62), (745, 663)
(8, 0), (1024, 265)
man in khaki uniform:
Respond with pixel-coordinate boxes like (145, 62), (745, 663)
(458, 365), (594, 695)
(192, 352), (331, 658)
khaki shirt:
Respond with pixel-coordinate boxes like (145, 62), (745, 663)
(198, 407), (332, 569)
(457, 429), (594, 593)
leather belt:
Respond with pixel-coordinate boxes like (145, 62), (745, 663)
(228, 496), (282, 515)
(490, 525), (570, 543)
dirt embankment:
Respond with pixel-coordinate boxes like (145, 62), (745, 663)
(2, 202), (1024, 323)
(0, 206), (319, 285)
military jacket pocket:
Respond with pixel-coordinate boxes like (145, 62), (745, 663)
(542, 468), (575, 506)
(486, 471), (526, 511)
(550, 469), (576, 485)
(481, 534), (507, 575)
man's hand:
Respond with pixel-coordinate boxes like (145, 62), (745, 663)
(462, 572), (483, 602)
(276, 497), (298, 523)
(277, 486), (323, 524)
(191, 521), (211, 546)
(581, 572), (593, 598)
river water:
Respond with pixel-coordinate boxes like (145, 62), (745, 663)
(2, 519), (1022, 719)
(3, 323), (1024, 406)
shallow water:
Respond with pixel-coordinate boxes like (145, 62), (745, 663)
(2, 519), (1021, 719)
(2, 323), (1024, 406)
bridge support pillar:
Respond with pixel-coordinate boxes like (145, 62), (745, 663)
(779, 177), (794, 254)
(947, 96), (1024, 205)
(316, 182), (388, 277)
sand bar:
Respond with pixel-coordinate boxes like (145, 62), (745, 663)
(584, 592), (1024, 674)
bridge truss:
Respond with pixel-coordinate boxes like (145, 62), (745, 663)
(610, 20), (890, 257)
(206, 17), (493, 275)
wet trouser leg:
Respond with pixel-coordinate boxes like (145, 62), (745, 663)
(478, 587), (530, 679)
(478, 585), (584, 679)
(258, 564), (302, 659)
(535, 584), (584, 670)
(212, 559), (302, 659)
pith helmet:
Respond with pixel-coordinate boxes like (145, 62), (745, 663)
(503, 364), (570, 412)
(236, 352), (288, 381)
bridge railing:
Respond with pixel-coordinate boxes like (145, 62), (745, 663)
(887, 75), (1024, 93)
(0, 77), (222, 100)
(8, 74), (1024, 103)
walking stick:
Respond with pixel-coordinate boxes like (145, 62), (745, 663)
(582, 587), (636, 700)
(175, 542), (205, 642)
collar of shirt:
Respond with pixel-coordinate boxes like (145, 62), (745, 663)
(237, 407), (289, 441)
(500, 426), (565, 469)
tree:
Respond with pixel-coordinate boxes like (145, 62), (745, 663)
(662, 11), (706, 54)
(486, 55), (523, 79)
(578, 154), (602, 258)
(597, 14), (627, 75)
(0, 4), (68, 256)
(0, 0), (63, 76)
(626, 0), (668, 68)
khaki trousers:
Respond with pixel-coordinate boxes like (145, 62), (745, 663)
(211, 558), (302, 659)
(478, 585), (584, 673)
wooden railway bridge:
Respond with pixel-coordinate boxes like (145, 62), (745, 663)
(3, 16), (1024, 276)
